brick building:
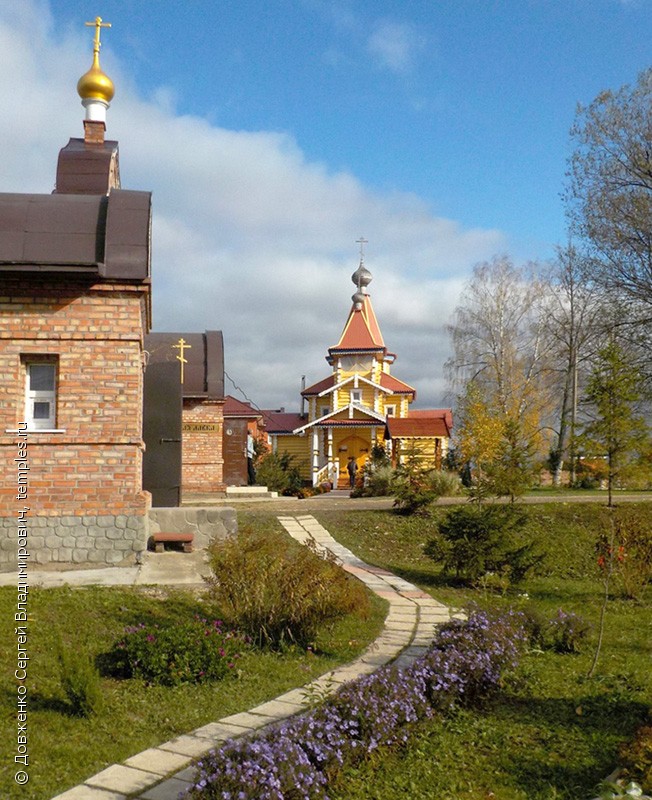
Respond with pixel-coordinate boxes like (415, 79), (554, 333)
(143, 332), (226, 503)
(0, 22), (152, 567)
(222, 396), (264, 486)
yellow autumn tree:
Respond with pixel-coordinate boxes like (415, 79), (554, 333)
(447, 256), (558, 494)
(456, 382), (503, 491)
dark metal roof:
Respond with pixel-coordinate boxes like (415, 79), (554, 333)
(55, 138), (120, 195)
(0, 190), (151, 280)
(302, 375), (335, 396)
(259, 411), (306, 434)
(145, 331), (225, 400)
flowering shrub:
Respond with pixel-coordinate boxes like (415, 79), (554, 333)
(546, 608), (591, 653)
(185, 609), (528, 799)
(109, 616), (248, 686)
(519, 607), (591, 654)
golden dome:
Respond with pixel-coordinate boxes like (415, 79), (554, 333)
(77, 51), (115, 103)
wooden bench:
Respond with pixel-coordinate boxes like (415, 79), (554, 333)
(149, 532), (194, 553)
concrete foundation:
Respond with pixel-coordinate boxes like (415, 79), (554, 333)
(147, 506), (237, 550)
(0, 514), (147, 570)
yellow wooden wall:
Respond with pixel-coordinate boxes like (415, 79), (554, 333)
(394, 436), (447, 469)
(273, 434), (312, 480)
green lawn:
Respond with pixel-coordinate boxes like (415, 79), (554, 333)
(0, 530), (387, 800)
(2, 503), (649, 800)
(315, 503), (652, 799)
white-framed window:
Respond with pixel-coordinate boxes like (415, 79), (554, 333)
(350, 389), (362, 404)
(339, 356), (372, 374)
(320, 405), (330, 418)
(25, 360), (57, 430)
(385, 404), (396, 417)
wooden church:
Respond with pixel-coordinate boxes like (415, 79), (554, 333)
(265, 253), (453, 487)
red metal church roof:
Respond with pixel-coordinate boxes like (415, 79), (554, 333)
(378, 373), (416, 395)
(386, 409), (453, 439)
(329, 295), (385, 353)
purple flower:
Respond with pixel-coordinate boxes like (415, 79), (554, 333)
(184, 609), (527, 799)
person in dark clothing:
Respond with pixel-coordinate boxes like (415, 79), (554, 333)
(346, 456), (358, 488)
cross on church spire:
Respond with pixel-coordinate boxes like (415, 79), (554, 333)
(85, 16), (111, 57)
(356, 236), (368, 262)
(77, 15), (115, 129)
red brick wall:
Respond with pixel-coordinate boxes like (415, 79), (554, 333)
(182, 399), (225, 494)
(0, 277), (150, 518)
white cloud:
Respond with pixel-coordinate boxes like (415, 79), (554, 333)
(366, 19), (425, 74)
(0, 1), (506, 409)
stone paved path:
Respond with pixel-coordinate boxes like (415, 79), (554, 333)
(50, 515), (452, 800)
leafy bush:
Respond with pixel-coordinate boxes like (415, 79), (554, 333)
(360, 463), (395, 497)
(205, 527), (370, 648)
(58, 645), (105, 717)
(574, 457), (609, 489)
(424, 504), (542, 586)
(518, 606), (549, 649)
(597, 506), (652, 600)
(186, 609), (528, 800)
(519, 607), (591, 653)
(546, 608), (591, 653)
(108, 616), (247, 686)
(351, 445), (393, 497)
(426, 469), (462, 497)
(255, 451), (303, 495)
(354, 443), (460, 505)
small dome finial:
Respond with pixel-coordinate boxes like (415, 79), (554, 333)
(356, 236), (368, 263)
(77, 17), (114, 122)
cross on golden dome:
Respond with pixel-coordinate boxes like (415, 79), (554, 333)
(85, 16), (111, 56)
(77, 15), (114, 105)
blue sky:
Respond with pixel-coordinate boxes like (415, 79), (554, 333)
(2, 1), (652, 409)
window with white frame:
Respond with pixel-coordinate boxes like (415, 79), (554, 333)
(350, 389), (362, 404)
(320, 405), (330, 418)
(25, 360), (57, 430)
(385, 404), (396, 417)
(339, 356), (372, 374)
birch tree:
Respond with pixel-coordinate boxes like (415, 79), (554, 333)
(568, 68), (652, 314)
(542, 244), (602, 485)
(448, 256), (555, 495)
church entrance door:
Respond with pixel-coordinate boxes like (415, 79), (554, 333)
(337, 434), (369, 488)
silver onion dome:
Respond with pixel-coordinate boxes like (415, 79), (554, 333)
(351, 264), (372, 290)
